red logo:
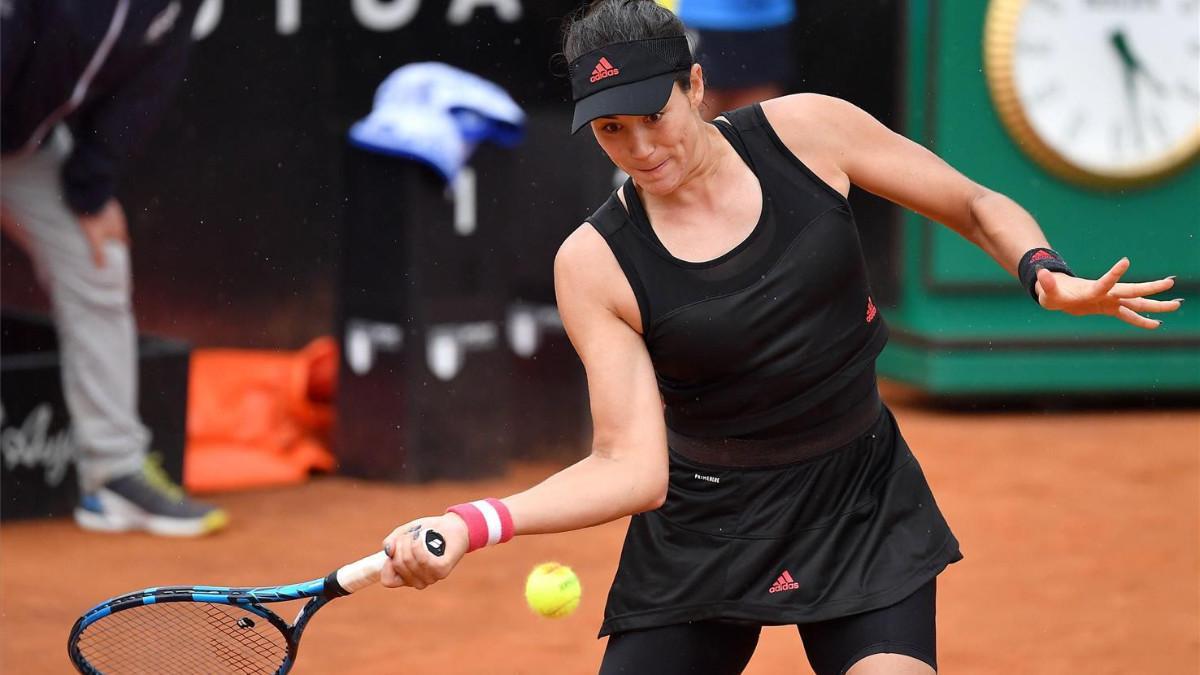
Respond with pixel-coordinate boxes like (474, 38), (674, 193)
(1029, 250), (1054, 263)
(865, 296), (878, 323)
(768, 570), (799, 594)
(590, 57), (620, 83)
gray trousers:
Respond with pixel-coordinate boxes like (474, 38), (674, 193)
(1, 127), (148, 492)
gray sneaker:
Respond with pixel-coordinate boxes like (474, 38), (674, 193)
(74, 456), (229, 537)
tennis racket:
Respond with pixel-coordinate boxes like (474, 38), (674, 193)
(67, 529), (446, 674)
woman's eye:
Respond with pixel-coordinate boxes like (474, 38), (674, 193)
(647, 112), (663, 123)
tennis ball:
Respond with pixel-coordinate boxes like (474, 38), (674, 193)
(524, 562), (581, 619)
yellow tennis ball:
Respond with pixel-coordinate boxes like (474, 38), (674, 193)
(524, 562), (581, 619)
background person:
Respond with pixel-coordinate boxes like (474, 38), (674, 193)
(665, 0), (797, 119)
(1, 0), (226, 536)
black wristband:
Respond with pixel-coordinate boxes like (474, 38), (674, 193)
(1018, 247), (1074, 302)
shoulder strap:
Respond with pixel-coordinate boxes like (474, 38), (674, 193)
(710, 108), (756, 169)
(585, 190), (628, 237)
(724, 102), (852, 207)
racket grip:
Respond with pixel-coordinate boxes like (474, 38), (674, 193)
(334, 551), (389, 595)
(331, 529), (446, 595)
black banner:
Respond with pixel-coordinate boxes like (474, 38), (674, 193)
(1, 312), (189, 520)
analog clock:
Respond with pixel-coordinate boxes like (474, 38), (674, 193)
(984, 0), (1200, 188)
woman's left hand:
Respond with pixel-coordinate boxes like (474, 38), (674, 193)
(380, 512), (470, 590)
(1037, 258), (1181, 329)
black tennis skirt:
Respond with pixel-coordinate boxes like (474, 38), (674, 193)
(599, 405), (962, 637)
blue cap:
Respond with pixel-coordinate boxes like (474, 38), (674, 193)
(349, 63), (526, 180)
(349, 105), (471, 181)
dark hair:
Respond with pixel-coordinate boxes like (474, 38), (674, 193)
(562, 0), (693, 91)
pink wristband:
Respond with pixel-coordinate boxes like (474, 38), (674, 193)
(446, 498), (514, 553)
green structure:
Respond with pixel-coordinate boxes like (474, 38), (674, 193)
(878, 0), (1200, 394)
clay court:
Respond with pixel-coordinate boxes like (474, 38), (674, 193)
(2, 384), (1196, 674)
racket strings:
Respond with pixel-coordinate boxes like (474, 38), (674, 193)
(75, 601), (289, 674)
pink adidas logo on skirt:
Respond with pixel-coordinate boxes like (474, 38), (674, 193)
(769, 570), (799, 594)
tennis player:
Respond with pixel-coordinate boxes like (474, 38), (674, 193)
(380, 2), (1180, 673)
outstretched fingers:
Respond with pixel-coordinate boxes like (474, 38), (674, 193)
(1038, 258), (1180, 328)
(1118, 297), (1183, 314)
(1093, 257), (1131, 294)
(1110, 277), (1177, 299)
(1116, 305), (1162, 330)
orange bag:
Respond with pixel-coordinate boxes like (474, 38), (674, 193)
(183, 337), (338, 493)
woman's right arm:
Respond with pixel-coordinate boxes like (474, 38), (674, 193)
(380, 223), (669, 589)
(503, 223), (669, 534)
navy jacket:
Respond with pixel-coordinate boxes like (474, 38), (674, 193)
(1, 0), (201, 214)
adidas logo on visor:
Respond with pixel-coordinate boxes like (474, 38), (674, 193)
(590, 57), (620, 83)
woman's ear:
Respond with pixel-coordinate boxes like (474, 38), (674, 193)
(689, 63), (705, 108)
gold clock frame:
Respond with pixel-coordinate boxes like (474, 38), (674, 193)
(983, 0), (1200, 189)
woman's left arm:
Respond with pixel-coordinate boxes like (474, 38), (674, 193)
(762, 94), (1180, 329)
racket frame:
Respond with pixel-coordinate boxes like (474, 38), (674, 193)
(67, 551), (391, 675)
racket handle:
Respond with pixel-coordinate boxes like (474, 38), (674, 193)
(334, 551), (389, 594)
(332, 529), (446, 595)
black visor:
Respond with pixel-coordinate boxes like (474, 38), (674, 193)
(568, 36), (693, 134)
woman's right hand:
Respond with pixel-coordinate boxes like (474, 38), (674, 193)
(380, 513), (470, 590)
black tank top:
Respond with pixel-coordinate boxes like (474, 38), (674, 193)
(587, 104), (887, 447)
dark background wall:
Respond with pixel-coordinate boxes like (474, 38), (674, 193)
(1, 0), (904, 349)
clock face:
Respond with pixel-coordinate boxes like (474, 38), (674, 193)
(985, 0), (1200, 186)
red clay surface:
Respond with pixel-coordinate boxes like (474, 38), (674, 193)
(3, 386), (1198, 674)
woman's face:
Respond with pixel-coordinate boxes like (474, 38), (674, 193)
(589, 65), (705, 196)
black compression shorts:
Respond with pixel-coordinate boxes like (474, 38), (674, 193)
(599, 579), (937, 675)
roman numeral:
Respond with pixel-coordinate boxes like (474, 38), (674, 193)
(1030, 0), (1063, 12)
(1148, 111), (1170, 144)
(1062, 110), (1088, 143)
(1016, 39), (1054, 56)
(1027, 81), (1063, 107)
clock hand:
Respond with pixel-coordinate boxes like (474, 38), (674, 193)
(1110, 30), (1138, 72)
(1110, 29), (1147, 148)
(1136, 64), (1167, 98)
(1110, 29), (1168, 96)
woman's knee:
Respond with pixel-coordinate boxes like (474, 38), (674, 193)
(845, 651), (936, 675)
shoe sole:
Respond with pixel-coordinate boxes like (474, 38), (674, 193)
(74, 493), (229, 537)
